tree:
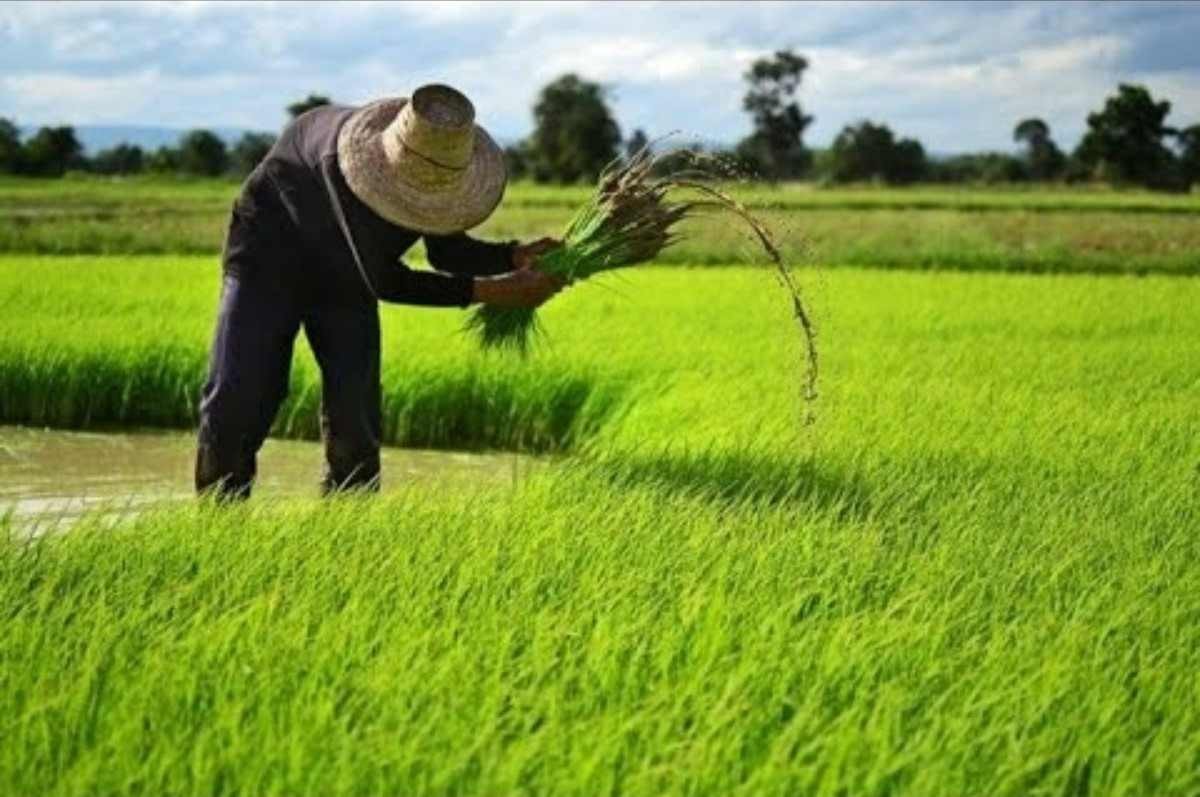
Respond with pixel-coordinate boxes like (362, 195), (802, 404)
(827, 121), (927, 185)
(928, 152), (1025, 184)
(526, 74), (621, 183)
(230, 132), (276, 176)
(1013, 118), (1065, 181)
(1074, 84), (1178, 188)
(287, 94), (332, 119)
(890, 138), (928, 185)
(177, 130), (229, 176)
(22, 126), (84, 176)
(502, 143), (530, 181)
(146, 146), (181, 173)
(91, 143), (144, 175)
(0, 118), (22, 174)
(735, 49), (813, 180)
(625, 128), (649, 159)
(1176, 124), (1200, 188)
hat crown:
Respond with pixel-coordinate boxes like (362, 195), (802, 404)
(413, 84), (474, 128)
(389, 84), (476, 174)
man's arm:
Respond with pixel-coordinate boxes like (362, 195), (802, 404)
(471, 269), (564, 308)
(366, 258), (561, 308)
(422, 232), (565, 306)
(425, 233), (562, 276)
(367, 263), (475, 307)
(367, 236), (563, 308)
(424, 232), (516, 276)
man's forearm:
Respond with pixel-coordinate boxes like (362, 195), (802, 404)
(372, 267), (474, 307)
(425, 233), (516, 276)
(471, 269), (564, 309)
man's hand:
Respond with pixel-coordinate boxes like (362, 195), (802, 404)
(472, 269), (564, 309)
(472, 237), (566, 307)
(512, 237), (561, 271)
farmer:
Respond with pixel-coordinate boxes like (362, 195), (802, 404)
(195, 84), (562, 499)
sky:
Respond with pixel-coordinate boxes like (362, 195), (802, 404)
(1, 0), (1197, 154)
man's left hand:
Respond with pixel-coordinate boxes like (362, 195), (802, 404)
(512, 237), (561, 271)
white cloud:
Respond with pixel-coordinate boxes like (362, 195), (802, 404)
(2, 70), (164, 124)
(0, 1), (1196, 152)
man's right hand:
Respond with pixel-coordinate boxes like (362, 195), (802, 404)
(472, 269), (565, 309)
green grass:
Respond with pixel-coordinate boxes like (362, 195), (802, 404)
(6, 174), (1199, 212)
(2, 177), (1198, 275)
(0, 256), (631, 452)
(3, 253), (1199, 793)
(481, 205), (1200, 274)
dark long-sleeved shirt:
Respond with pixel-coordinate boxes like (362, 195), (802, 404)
(237, 104), (514, 307)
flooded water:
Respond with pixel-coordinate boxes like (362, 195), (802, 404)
(0, 425), (531, 531)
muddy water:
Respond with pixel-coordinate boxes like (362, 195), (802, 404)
(0, 425), (531, 530)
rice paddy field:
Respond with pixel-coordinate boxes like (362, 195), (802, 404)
(4, 175), (1199, 274)
(2, 176), (1199, 795)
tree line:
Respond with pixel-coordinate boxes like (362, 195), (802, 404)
(2, 60), (1198, 191)
(506, 51), (1198, 191)
(0, 120), (277, 179)
(0, 96), (332, 180)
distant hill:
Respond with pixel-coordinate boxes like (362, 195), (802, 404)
(19, 125), (269, 155)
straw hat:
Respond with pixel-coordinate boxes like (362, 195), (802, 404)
(337, 84), (506, 234)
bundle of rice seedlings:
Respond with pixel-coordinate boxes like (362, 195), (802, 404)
(465, 149), (699, 353)
(467, 147), (820, 419)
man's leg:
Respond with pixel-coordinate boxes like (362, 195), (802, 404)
(195, 274), (300, 499)
(302, 301), (383, 495)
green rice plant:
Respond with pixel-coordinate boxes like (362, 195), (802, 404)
(465, 150), (698, 352)
(0, 256), (634, 453)
(2, 177), (1199, 275)
(3, 254), (1200, 794)
(5, 174), (1200, 214)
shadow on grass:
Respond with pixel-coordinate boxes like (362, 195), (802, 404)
(579, 448), (873, 518)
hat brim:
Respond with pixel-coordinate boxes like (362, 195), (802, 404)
(337, 97), (507, 235)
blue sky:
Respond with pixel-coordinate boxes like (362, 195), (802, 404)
(1, 1), (1197, 153)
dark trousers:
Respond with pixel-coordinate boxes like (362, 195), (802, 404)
(196, 183), (382, 499)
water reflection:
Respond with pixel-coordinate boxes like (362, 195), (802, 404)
(0, 425), (529, 530)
